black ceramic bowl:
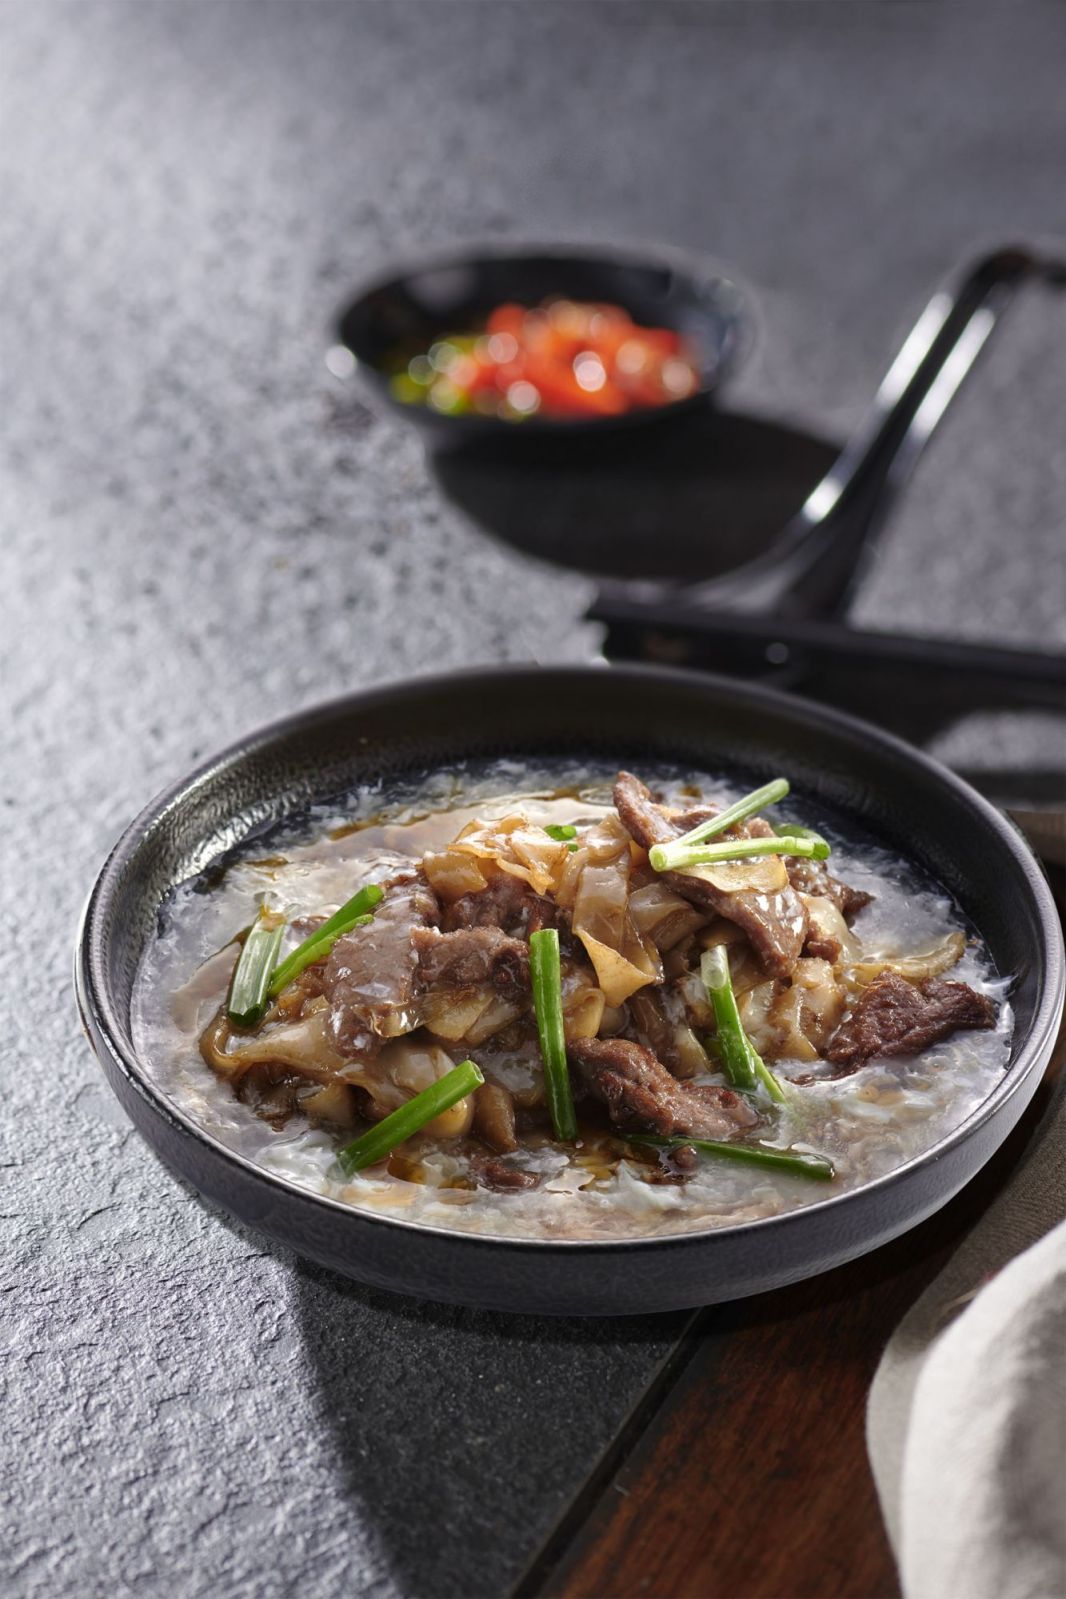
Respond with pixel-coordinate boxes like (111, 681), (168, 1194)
(334, 243), (750, 447)
(76, 667), (1063, 1316)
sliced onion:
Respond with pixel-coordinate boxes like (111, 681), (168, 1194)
(300, 1081), (358, 1127)
(849, 930), (966, 987)
(562, 981), (607, 1041)
(463, 994), (524, 1046)
(421, 986), (495, 1041)
(199, 1007), (345, 1085)
(678, 856), (790, 894)
(368, 1038), (475, 1137)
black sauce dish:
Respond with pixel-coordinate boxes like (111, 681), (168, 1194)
(333, 242), (751, 450)
(76, 666), (1064, 1316)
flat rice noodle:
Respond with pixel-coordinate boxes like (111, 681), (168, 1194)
(627, 882), (707, 951)
(582, 813), (634, 864)
(768, 982), (819, 1062)
(449, 815), (569, 896)
(575, 932), (656, 1008)
(736, 980), (779, 1059)
(421, 983), (525, 1046)
(553, 845), (588, 910)
(509, 827), (570, 882)
(300, 1080), (358, 1127)
(571, 858), (662, 1006)
(671, 966), (715, 1028)
(422, 848), (489, 901)
(672, 1025), (713, 1079)
(374, 1007), (427, 1040)
(598, 1001), (628, 1036)
(792, 957), (847, 1051)
(553, 813), (633, 910)
(738, 957), (846, 1063)
(172, 944), (240, 1032)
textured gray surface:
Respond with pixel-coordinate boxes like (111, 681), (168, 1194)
(2, 3), (1065, 1596)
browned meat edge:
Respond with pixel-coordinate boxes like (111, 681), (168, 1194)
(613, 771), (807, 979)
(444, 875), (558, 937)
(569, 1036), (759, 1141)
(789, 857), (874, 920)
(469, 1155), (540, 1192)
(412, 925), (530, 991)
(826, 973), (996, 1073)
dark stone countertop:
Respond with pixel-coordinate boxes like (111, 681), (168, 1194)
(2, 4), (1064, 1595)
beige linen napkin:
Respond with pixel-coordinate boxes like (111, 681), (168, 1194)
(867, 1077), (1066, 1599)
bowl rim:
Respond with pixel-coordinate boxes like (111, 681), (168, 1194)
(331, 235), (756, 434)
(76, 663), (1065, 1258)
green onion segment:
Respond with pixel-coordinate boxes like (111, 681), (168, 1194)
(529, 927), (578, 1142)
(773, 824), (825, 845)
(700, 947), (786, 1103)
(338, 1059), (485, 1175)
(626, 1134), (834, 1182)
(268, 882), (384, 998)
(227, 915), (287, 1028)
(649, 778), (789, 871)
(544, 823), (577, 842)
(651, 831), (829, 873)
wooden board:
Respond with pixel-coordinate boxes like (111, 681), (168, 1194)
(522, 929), (1066, 1599)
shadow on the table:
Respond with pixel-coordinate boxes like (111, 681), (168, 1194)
(155, 1037), (1063, 1599)
(291, 1261), (690, 1599)
(146, 1150), (687, 1597)
(428, 406), (839, 580)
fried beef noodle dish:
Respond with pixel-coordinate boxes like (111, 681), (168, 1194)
(134, 763), (1013, 1240)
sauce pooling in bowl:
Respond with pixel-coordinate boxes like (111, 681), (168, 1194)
(133, 762), (1013, 1241)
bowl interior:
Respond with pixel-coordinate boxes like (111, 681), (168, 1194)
(89, 667), (1059, 1136)
(336, 247), (749, 431)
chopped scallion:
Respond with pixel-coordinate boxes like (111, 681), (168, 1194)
(544, 823), (577, 842)
(268, 881), (385, 997)
(751, 1052), (788, 1104)
(529, 927), (578, 1142)
(651, 777), (789, 867)
(338, 1059), (484, 1175)
(700, 946), (757, 1091)
(227, 914), (287, 1028)
(626, 1134), (834, 1182)
(773, 823), (825, 844)
(651, 831), (830, 873)
(700, 946), (786, 1102)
